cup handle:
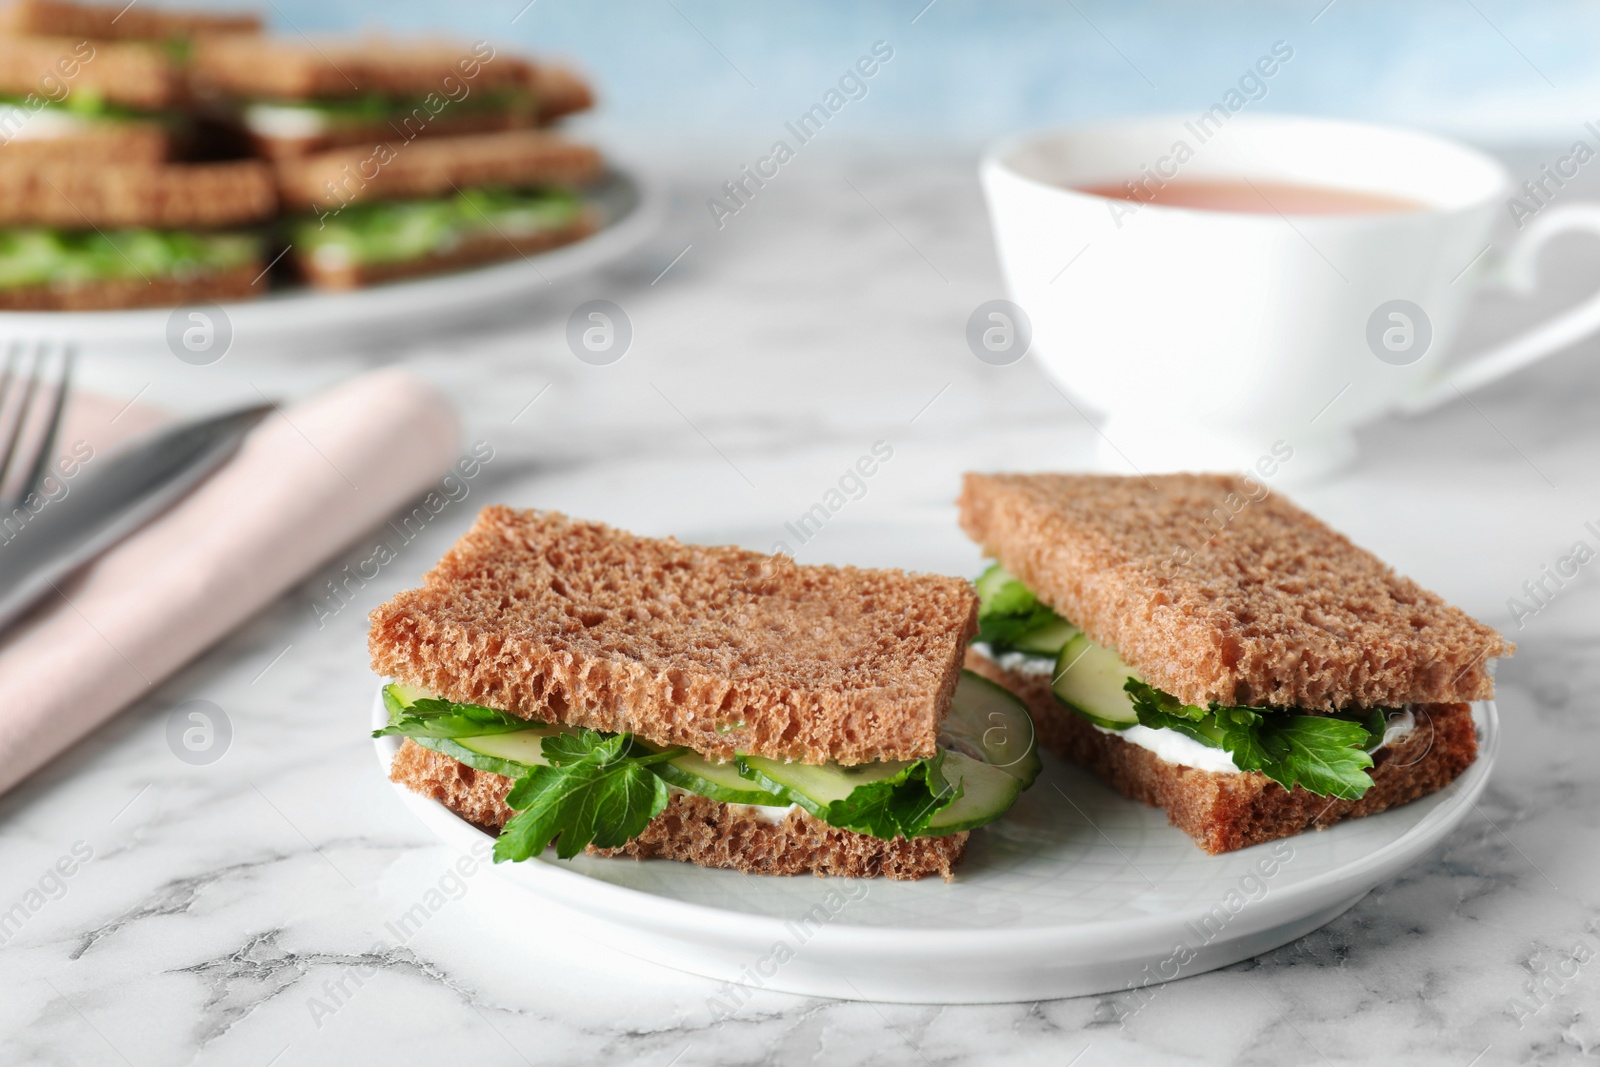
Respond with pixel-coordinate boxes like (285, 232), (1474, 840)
(1399, 203), (1600, 415)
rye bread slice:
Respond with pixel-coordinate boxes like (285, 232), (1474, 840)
(293, 214), (595, 290)
(0, 159), (274, 227)
(0, 122), (168, 163)
(369, 507), (978, 766)
(958, 472), (1510, 710)
(0, 0), (261, 40)
(190, 36), (533, 101)
(274, 130), (602, 210)
(528, 64), (592, 123)
(390, 739), (967, 880)
(244, 108), (535, 162)
(966, 648), (1477, 854)
(0, 260), (262, 310)
(0, 36), (182, 109)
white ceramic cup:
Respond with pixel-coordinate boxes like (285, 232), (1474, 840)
(980, 114), (1600, 480)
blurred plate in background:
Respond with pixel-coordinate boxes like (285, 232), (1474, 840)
(0, 167), (660, 357)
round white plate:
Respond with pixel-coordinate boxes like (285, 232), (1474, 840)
(370, 517), (1497, 1004)
(3, 166), (661, 354)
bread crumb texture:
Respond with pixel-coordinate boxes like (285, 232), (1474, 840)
(370, 506), (978, 764)
(390, 739), (967, 880)
(967, 648), (1478, 853)
(959, 472), (1510, 709)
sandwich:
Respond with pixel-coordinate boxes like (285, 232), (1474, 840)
(275, 129), (603, 289)
(958, 472), (1510, 854)
(189, 36), (590, 160)
(0, 158), (274, 308)
(0, 34), (184, 162)
(370, 507), (1040, 880)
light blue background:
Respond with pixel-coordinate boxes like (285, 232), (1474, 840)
(229, 0), (1596, 144)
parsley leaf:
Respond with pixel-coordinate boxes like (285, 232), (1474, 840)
(373, 687), (541, 739)
(816, 754), (962, 840)
(1122, 679), (1377, 800)
(493, 730), (681, 862)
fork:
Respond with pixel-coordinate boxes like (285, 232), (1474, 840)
(0, 341), (74, 514)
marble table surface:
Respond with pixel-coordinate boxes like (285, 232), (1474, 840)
(3, 144), (1598, 1066)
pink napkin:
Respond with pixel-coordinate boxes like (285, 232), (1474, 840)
(0, 368), (461, 796)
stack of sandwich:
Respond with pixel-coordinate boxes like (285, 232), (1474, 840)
(0, 0), (602, 309)
(371, 508), (1043, 881)
(959, 472), (1511, 853)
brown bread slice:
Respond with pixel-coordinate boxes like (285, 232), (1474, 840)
(369, 507), (979, 766)
(0, 0), (261, 40)
(274, 130), (602, 210)
(529, 64), (592, 123)
(0, 260), (262, 309)
(293, 214), (595, 290)
(0, 121), (168, 162)
(959, 472), (1510, 710)
(966, 648), (1477, 853)
(190, 36), (533, 100)
(0, 36), (182, 109)
(244, 108), (535, 162)
(0, 159), (274, 226)
(390, 739), (967, 880)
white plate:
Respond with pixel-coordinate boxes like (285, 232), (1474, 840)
(370, 518), (1497, 1004)
(3, 167), (661, 354)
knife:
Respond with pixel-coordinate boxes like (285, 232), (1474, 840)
(0, 403), (273, 634)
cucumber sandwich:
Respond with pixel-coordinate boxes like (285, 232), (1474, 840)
(0, 157), (274, 309)
(371, 507), (1040, 880)
(959, 472), (1511, 854)
(274, 130), (603, 290)
(188, 36), (591, 160)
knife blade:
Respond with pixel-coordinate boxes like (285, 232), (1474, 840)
(0, 402), (273, 634)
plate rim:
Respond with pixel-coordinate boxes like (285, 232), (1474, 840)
(373, 685), (1497, 950)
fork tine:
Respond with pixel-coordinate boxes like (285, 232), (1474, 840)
(0, 342), (37, 508)
(0, 343), (29, 507)
(18, 343), (72, 506)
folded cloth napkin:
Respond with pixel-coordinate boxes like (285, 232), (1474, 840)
(0, 367), (460, 796)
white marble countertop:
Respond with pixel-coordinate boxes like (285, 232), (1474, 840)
(3, 145), (1599, 1066)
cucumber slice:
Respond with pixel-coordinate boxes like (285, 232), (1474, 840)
(923, 751), (1025, 834)
(1052, 634), (1141, 729)
(942, 670), (1041, 787)
(410, 736), (537, 778)
(736, 755), (924, 819)
(973, 562), (1016, 604)
(456, 729), (565, 766)
(652, 750), (788, 806)
(1008, 617), (1083, 657)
